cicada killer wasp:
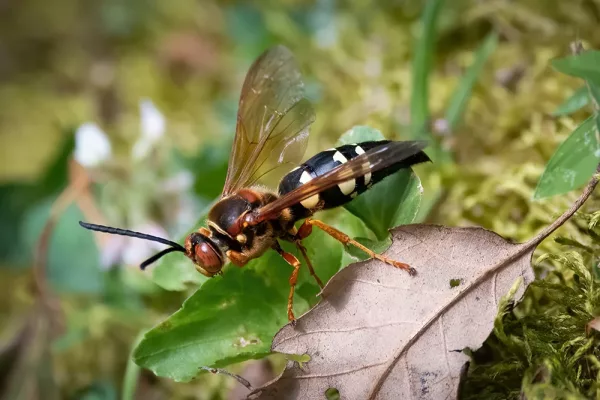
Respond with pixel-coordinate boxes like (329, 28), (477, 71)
(80, 45), (431, 322)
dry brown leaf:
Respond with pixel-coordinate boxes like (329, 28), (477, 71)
(240, 164), (599, 400)
(251, 224), (536, 400)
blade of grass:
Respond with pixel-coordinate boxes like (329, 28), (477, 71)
(551, 50), (600, 87)
(551, 46), (600, 108)
(445, 32), (498, 130)
(589, 82), (600, 109)
(552, 86), (589, 116)
(410, 0), (445, 139)
(122, 330), (146, 400)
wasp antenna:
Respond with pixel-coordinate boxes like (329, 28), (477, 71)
(140, 247), (185, 270)
(78, 221), (186, 252)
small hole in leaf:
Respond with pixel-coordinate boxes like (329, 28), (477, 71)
(325, 387), (340, 400)
(450, 278), (461, 288)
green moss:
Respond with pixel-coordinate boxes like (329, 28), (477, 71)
(460, 212), (600, 399)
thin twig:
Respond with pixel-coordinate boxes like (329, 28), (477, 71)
(32, 160), (91, 334)
(523, 167), (600, 251)
(199, 366), (255, 392)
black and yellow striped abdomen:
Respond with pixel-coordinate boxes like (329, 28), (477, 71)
(278, 140), (430, 220)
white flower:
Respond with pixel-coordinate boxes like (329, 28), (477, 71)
(132, 99), (166, 160)
(73, 123), (112, 167)
(160, 170), (194, 193)
(98, 222), (173, 270)
(121, 222), (171, 268)
(99, 234), (127, 270)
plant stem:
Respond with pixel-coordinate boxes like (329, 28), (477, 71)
(199, 366), (254, 392)
(33, 160), (91, 334)
(523, 165), (600, 251)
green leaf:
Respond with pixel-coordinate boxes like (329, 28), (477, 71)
(329, 211), (377, 265)
(0, 133), (75, 267)
(134, 263), (293, 382)
(410, 0), (445, 138)
(151, 252), (207, 291)
(552, 86), (590, 116)
(534, 116), (600, 200)
(552, 50), (600, 110)
(285, 218), (343, 306)
(445, 32), (498, 130)
(337, 126), (423, 241)
(589, 82), (600, 107)
(551, 50), (600, 87)
(344, 172), (422, 241)
(336, 125), (386, 145)
(21, 199), (104, 294)
(597, 115), (600, 150)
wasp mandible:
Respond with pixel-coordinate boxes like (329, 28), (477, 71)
(80, 45), (431, 322)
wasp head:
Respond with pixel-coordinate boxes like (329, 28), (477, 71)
(184, 232), (224, 277)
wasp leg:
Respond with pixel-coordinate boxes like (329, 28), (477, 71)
(294, 241), (324, 289)
(272, 242), (301, 323)
(302, 219), (416, 276)
(286, 226), (324, 289)
(226, 250), (249, 267)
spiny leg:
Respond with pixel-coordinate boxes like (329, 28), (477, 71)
(295, 240), (324, 289)
(302, 218), (416, 276)
(286, 225), (325, 290)
(272, 242), (302, 323)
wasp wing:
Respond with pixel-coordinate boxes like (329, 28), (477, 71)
(221, 45), (315, 197)
(252, 140), (430, 223)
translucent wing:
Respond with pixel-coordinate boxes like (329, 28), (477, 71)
(251, 141), (430, 224)
(221, 45), (315, 197)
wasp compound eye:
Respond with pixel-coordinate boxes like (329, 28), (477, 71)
(186, 233), (224, 276)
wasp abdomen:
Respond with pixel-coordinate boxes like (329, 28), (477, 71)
(278, 140), (429, 218)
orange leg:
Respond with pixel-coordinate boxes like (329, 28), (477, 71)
(286, 225), (325, 289)
(295, 241), (324, 289)
(226, 250), (249, 267)
(272, 242), (302, 323)
(301, 218), (416, 276)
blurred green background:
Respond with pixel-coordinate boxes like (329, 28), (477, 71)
(1, 0), (599, 399)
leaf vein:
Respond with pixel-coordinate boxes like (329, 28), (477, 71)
(293, 360), (388, 379)
(275, 320), (417, 347)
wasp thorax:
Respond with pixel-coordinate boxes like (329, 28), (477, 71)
(185, 232), (224, 277)
(208, 195), (251, 237)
